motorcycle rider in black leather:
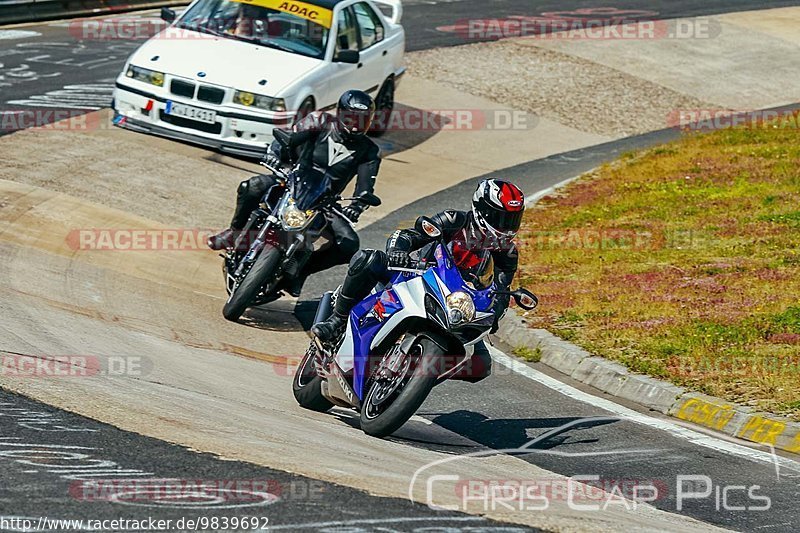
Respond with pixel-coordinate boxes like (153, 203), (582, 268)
(311, 179), (526, 380)
(207, 90), (381, 296)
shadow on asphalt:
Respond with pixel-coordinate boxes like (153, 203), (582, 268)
(240, 299), (307, 332)
(429, 410), (618, 450)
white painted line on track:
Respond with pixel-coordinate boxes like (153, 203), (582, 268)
(0, 30), (42, 40)
(524, 174), (582, 206)
(490, 347), (800, 475)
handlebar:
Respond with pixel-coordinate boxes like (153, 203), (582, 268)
(387, 259), (430, 273)
(259, 160), (290, 180)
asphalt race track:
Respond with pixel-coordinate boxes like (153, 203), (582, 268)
(0, 390), (532, 531)
(3, 1), (800, 532)
(3, 125), (800, 531)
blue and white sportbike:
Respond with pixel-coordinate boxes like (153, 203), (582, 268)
(293, 217), (538, 438)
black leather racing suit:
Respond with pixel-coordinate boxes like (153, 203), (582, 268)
(230, 113), (381, 277)
(329, 209), (519, 381)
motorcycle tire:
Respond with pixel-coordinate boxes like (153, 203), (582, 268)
(359, 336), (441, 438)
(222, 244), (281, 322)
(293, 344), (334, 412)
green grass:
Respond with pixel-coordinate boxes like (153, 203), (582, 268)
(516, 121), (800, 419)
(513, 345), (542, 363)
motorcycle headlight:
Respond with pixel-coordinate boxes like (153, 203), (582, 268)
(126, 65), (165, 87)
(234, 90), (286, 112)
(446, 291), (475, 325)
(281, 200), (307, 229)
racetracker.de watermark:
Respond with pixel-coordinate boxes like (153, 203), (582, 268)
(667, 108), (800, 131)
(0, 353), (152, 378)
(66, 229), (217, 252)
(0, 109), (103, 132)
(69, 479), (324, 504)
(1, 108), (535, 133)
(438, 9), (720, 41)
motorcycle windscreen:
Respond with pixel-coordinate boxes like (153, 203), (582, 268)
(440, 242), (495, 312)
(448, 241), (495, 289)
(294, 170), (331, 211)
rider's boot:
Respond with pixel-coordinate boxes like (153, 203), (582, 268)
(209, 175), (273, 251)
(207, 228), (237, 250)
(283, 273), (307, 298)
(311, 250), (388, 341)
(311, 293), (356, 341)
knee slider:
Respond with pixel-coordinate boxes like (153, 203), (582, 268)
(347, 250), (371, 276)
(368, 250), (388, 273)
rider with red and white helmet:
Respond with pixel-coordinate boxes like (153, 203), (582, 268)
(312, 178), (525, 378)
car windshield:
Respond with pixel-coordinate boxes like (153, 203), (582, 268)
(178, 0), (331, 59)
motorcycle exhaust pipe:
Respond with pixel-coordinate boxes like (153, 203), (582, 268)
(313, 291), (334, 325)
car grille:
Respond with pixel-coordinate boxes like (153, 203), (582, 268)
(170, 79), (195, 98)
(197, 85), (225, 105)
(159, 110), (222, 134)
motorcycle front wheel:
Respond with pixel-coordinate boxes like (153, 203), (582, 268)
(222, 244), (281, 322)
(359, 336), (442, 438)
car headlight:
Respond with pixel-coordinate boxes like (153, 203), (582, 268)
(281, 200), (307, 229)
(126, 65), (164, 87)
(446, 291), (475, 325)
(234, 90), (286, 112)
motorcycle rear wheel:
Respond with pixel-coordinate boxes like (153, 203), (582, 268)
(222, 244), (281, 322)
(293, 344), (334, 412)
(359, 336), (441, 438)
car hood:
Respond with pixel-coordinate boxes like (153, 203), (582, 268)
(128, 30), (323, 95)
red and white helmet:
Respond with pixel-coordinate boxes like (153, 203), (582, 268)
(471, 179), (525, 239)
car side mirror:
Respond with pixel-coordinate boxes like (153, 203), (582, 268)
(335, 50), (360, 64)
(160, 7), (176, 23)
(415, 216), (442, 238)
(357, 192), (381, 207)
(512, 288), (538, 311)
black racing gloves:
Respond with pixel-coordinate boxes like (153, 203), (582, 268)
(491, 271), (514, 333)
(387, 250), (411, 268)
(341, 202), (367, 223)
(491, 292), (511, 334)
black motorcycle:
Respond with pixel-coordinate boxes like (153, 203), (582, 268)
(220, 133), (381, 321)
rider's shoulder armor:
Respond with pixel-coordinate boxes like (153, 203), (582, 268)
(429, 209), (468, 237)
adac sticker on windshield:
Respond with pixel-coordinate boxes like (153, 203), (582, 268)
(233, 0), (333, 28)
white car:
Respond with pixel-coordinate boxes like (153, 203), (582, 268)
(112, 0), (404, 157)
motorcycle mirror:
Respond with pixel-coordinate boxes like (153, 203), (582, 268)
(357, 192), (382, 207)
(513, 288), (538, 311)
(415, 216), (442, 238)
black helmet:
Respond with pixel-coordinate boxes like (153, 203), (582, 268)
(337, 89), (375, 137)
(472, 179), (525, 239)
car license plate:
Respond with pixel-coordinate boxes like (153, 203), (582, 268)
(165, 101), (216, 124)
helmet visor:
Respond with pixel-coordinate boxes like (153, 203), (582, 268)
(339, 108), (373, 134)
(483, 207), (523, 235)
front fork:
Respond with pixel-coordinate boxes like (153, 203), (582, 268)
(233, 210), (279, 278)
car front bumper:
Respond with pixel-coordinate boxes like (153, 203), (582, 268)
(112, 80), (291, 158)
